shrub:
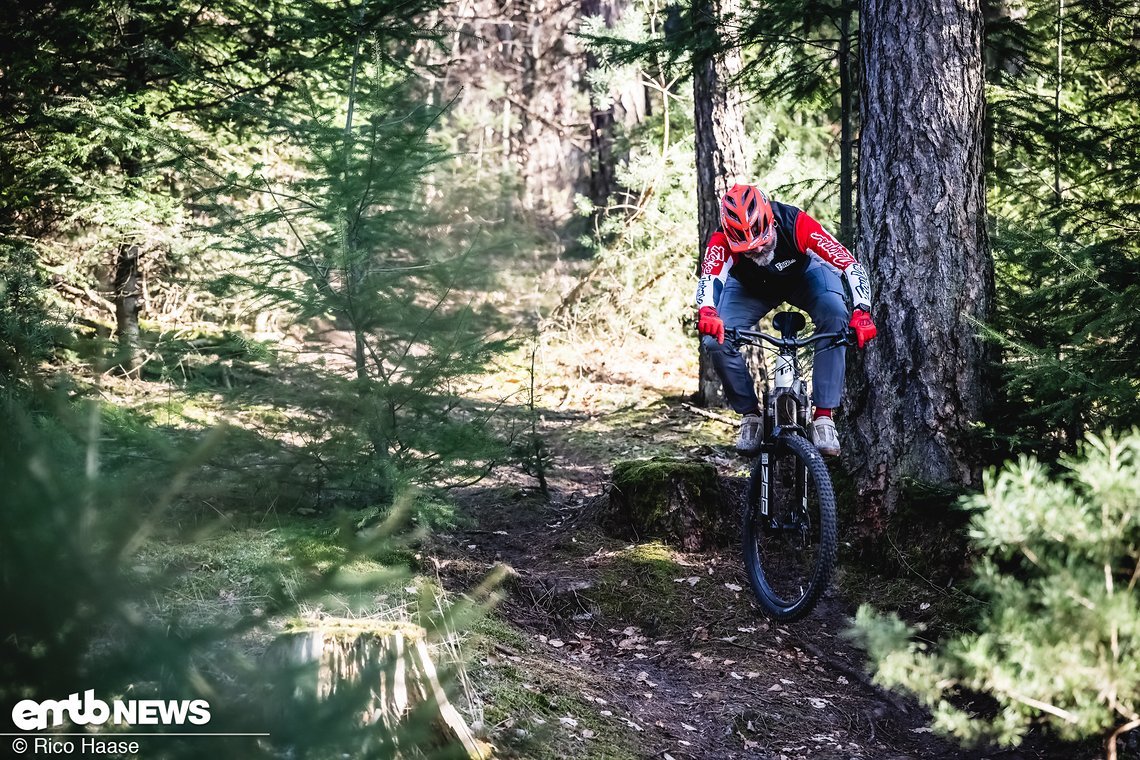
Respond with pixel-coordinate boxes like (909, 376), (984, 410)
(852, 431), (1140, 759)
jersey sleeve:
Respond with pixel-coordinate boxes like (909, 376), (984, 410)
(793, 213), (873, 312)
(694, 231), (736, 310)
(794, 213), (856, 269)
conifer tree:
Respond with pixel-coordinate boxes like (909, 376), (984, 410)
(208, 17), (510, 497)
(985, 0), (1140, 455)
(854, 431), (1140, 759)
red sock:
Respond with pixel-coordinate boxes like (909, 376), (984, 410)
(813, 408), (833, 420)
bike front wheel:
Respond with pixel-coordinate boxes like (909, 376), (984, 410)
(742, 432), (838, 622)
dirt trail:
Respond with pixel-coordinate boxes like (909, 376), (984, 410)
(431, 396), (1072, 760)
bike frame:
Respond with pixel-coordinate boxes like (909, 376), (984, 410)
(726, 321), (851, 522)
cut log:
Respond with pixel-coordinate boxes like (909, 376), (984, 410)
(271, 619), (489, 758)
(599, 457), (732, 551)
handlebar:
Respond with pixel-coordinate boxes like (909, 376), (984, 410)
(725, 327), (854, 350)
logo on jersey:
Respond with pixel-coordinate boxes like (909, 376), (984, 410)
(774, 258), (795, 271)
(808, 232), (855, 269)
(702, 244), (727, 275)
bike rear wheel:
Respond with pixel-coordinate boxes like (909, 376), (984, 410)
(741, 432), (837, 622)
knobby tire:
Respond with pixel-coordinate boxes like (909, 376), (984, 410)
(742, 433), (838, 622)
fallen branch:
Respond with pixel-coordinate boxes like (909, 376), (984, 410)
(681, 402), (738, 427)
(54, 280), (115, 313)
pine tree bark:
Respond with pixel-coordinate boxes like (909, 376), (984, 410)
(692, 0), (750, 407)
(846, 0), (994, 528)
(582, 0), (621, 221)
(112, 242), (141, 373)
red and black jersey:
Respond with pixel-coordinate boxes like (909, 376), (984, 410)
(695, 200), (869, 311)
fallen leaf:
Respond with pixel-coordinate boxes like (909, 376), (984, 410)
(682, 723), (697, 731)
(730, 672), (744, 680)
(559, 716), (579, 727)
(725, 582), (743, 592)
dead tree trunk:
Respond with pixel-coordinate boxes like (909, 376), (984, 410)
(846, 0), (994, 531)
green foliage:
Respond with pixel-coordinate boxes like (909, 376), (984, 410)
(0, 392), (482, 757)
(205, 32), (513, 498)
(989, 225), (1140, 459)
(0, 244), (62, 387)
(984, 1), (1140, 458)
(852, 431), (1140, 753)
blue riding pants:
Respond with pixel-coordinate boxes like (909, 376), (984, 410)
(700, 258), (850, 413)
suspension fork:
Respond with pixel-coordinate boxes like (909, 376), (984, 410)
(759, 451), (770, 517)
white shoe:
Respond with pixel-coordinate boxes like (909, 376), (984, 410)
(811, 416), (840, 456)
(736, 414), (763, 455)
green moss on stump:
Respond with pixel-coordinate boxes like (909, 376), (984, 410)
(601, 457), (731, 551)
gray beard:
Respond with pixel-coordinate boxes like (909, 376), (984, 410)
(746, 249), (775, 267)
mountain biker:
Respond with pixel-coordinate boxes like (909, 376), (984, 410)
(695, 183), (877, 456)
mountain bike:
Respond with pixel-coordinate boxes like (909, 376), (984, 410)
(726, 312), (854, 623)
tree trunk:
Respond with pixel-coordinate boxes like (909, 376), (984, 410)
(582, 0), (621, 219)
(692, 0), (752, 407)
(113, 243), (141, 374)
(846, 0), (994, 530)
(113, 12), (147, 376)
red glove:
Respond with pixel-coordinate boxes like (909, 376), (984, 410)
(698, 306), (724, 344)
(849, 309), (877, 349)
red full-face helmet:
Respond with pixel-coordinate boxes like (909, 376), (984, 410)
(720, 184), (776, 255)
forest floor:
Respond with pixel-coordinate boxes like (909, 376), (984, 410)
(428, 336), (1088, 760)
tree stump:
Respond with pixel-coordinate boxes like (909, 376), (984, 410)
(599, 457), (732, 550)
(271, 619), (489, 758)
